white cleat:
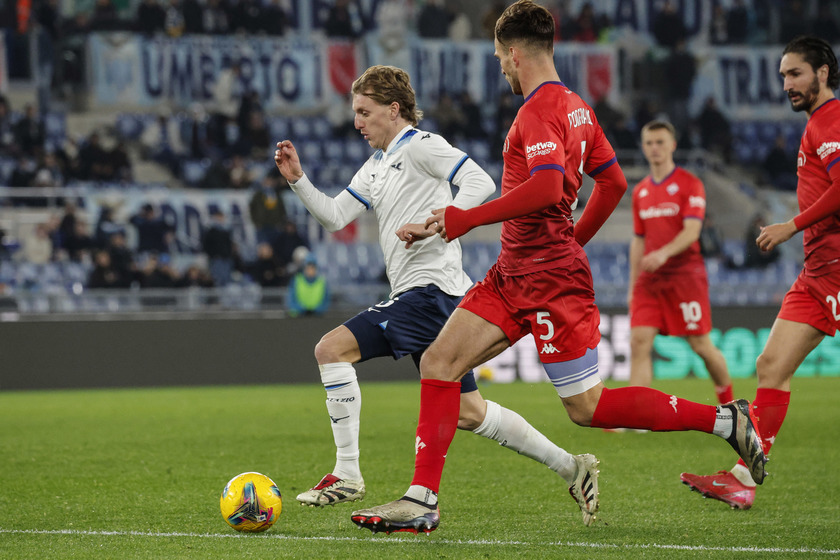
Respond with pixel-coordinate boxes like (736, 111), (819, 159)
(296, 473), (366, 507)
(569, 453), (600, 526)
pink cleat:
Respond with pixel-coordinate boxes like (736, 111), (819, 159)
(680, 470), (755, 510)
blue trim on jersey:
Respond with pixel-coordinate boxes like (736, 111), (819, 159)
(524, 81), (564, 103)
(448, 154), (469, 182)
(589, 157), (617, 177)
(346, 187), (371, 209)
(373, 150), (384, 161)
(530, 163), (565, 175)
(393, 128), (418, 151)
(827, 155), (840, 172)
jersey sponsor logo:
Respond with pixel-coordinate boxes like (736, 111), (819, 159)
(567, 107), (593, 128)
(798, 150), (806, 167)
(540, 343), (559, 354)
(689, 195), (706, 208)
(526, 141), (557, 159)
(816, 141), (840, 160)
(503, 136), (510, 153)
(666, 183), (679, 195)
(638, 202), (680, 219)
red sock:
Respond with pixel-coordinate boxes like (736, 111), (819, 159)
(591, 386), (716, 432)
(736, 388), (790, 469)
(411, 379), (461, 493)
(715, 384), (734, 405)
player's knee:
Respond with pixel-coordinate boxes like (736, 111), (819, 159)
(314, 336), (340, 364)
(418, 348), (453, 380)
(457, 413), (482, 431)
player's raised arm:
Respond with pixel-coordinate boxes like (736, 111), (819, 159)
(274, 140), (303, 183)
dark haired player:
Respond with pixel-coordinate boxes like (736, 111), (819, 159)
(350, 0), (767, 535)
(681, 35), (840, 510)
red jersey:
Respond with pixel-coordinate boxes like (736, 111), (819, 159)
(498, 81), (617, 275)
(796, 98), (840, 275)
(632, 166), (706, 275)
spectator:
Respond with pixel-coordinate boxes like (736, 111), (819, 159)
(568, 2), (600, 43)
(229, 0), (262, 33)
(431, 93), (463, 140)
(94, 205), (124, 248)
(202, 208), (235, 286)
(742, 213), (780, 268)
(727, 0), (749, 44)
(19, 223), (53, 264)
(273, 221), (308, 273)
(761, 133), (798, 191)
(813, 3), (840, 45)
(110, 140), (133, 182)
(87, 249), (123, 289)
(709, 4), (728, 45)
(608, 116), (638, 151)
(780, 0), (810, 43)
(652, 0), (687, 48)
(481, 1), (506, 39)
(663, 39), (696, 132)
(227, 154), (254, 190)
(136, 0), (166, 34)
(77, 131), (114, 182)
(141, 113), (186, 174)
(175, 263), (214, 287)
(63, 220), (94, 263)
(237, 109), (270, 157)
(324, 0), (362, 38)
(209, 61), (243, 153)
(9, 155), (36, 189)
(695, 96), (732, 163)
(138, 252), (178, 287)
(164, 0), (186, 37)
(417, 0), (451, 38)
(699, 213), (724, 259)
(31, 151), (63, 189)
(202, 0), (229, 34)
(327, 93), (357, 139)
(130, 203), (171, 255)
(248, 242), (287, 287)
(261, 0), (287, 36)
(459, 92), (485, 140)
(107, 231), (137, 286)
(0, 96), (16, 155)
(13, 104), (45, 157)
(182, 0), (203, 33)
(89, 0), (122, 31)
(286, 253), (329, 317)
(250, 174), (289, 245)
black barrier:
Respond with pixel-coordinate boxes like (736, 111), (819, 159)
(1, 307), (838, 391)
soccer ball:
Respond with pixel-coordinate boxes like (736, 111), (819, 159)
(220, 472), (283, 532)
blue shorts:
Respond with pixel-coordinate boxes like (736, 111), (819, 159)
(344, 285), (478, 393)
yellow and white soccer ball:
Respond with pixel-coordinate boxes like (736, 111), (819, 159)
(220, 472), (283, 532)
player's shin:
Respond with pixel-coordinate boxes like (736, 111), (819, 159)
(320, 362), (362, 481)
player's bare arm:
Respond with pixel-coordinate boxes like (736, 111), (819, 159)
(756, 220), (798, 251)
(274, 140), (303, 183)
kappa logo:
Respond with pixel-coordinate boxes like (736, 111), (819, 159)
(669, 395), (678, 413)
(415, 436), (427, 455)
(540, 343), (559, 354)
(390, 162), (403, 171)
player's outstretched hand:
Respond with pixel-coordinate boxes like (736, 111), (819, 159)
(396, 223), (436, 249)
(756, 220), (797, 252)
(275, 140), (304, 183)
(424, 208), (449, 242)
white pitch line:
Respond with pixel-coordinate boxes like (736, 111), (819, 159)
(1, 528), (838, 555)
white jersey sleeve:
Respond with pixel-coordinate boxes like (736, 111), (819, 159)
(288, 173), (367, 232)
(412, 133), (495, 210)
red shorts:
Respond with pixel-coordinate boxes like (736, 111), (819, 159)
(778, 270), (840, 336)
(459, 253), (600, 363)
(630, 271), (712, 336)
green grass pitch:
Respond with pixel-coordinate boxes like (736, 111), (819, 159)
(1, 377), (838, 559)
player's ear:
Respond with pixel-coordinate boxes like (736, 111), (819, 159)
(390, 102), (400, 120)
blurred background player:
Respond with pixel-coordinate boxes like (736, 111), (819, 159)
(350, 0), (765, 536)
(626, 121), (733, 410)
(274, 65), (597, 514)
(681, 35), (840, 510)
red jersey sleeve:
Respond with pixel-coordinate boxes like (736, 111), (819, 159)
(682, 174), (706, 221)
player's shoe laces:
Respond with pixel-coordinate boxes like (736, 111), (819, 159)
(680, 470), (756, 510)
(351, 497), (440, 535)
(296, 474), (365, 507)
(569, 453), (600, 526)
(721, 399), (768, 485)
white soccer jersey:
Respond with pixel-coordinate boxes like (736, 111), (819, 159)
(290, 125), (495, 298)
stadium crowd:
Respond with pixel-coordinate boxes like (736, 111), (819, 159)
(0, 0), (837, 304)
